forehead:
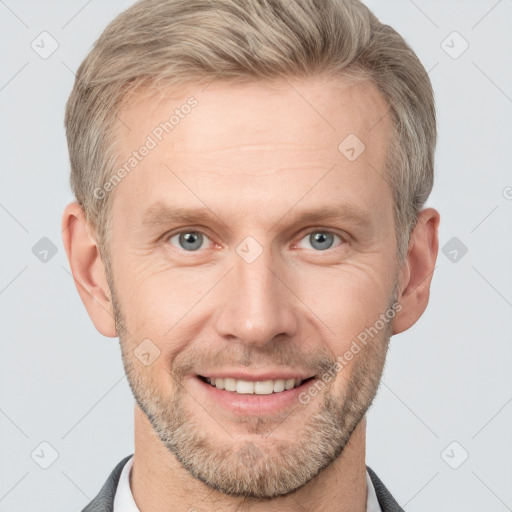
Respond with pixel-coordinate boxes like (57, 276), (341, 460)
(116, 75), (391, 162)
(111, 76), (393, 228)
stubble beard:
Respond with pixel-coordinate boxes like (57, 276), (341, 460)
(110, 278), (397, 499)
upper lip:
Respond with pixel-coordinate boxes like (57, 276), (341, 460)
(197, 370), (316, 381)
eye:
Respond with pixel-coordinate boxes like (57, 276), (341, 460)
(167, 230), (212, 251)
(296, 230), (344, 251)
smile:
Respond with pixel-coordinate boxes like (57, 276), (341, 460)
(197, 376), (315, 395)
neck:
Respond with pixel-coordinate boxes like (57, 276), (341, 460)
(131, 405), (368, 512)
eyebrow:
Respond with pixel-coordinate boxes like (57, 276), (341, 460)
(141, 202), (374, 233)
(142, 204), (227, 228)
(283, 204), (374, 232)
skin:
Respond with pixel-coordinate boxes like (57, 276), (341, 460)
(62, 76), (440, 512)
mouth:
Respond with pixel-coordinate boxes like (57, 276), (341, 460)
(192, 372), (319, 415)
(197, 375), (316, 395)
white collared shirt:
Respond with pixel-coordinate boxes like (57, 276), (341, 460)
(113, 455), (382, 512)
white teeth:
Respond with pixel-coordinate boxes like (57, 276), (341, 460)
(254, 380), (274, 395)
(204, 376), (308, 394)
(273, 379), (285, 392)
(236, 380), (254, 394)
(224, 377), (236, 392)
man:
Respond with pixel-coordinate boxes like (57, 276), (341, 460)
(62, 0), (440, 510)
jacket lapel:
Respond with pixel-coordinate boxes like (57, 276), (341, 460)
(81, 456), (403, 512)
(81, 455), (133, 512)
(366, 466), (404, 512)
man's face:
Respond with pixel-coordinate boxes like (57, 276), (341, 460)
(107, 77), (401, 498)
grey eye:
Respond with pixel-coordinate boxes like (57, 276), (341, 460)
(169, 231), (206, 251)
(297, 231), (342, 251)
(310, 232), (334, 250)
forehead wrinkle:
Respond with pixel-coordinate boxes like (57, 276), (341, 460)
(168, 142), (327, 154)
(162, 163), (338, 178)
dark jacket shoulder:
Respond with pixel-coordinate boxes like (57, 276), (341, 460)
(81, 454), (133, 512)
(366, 465), (404, 512)
(81, 456), (403, 512)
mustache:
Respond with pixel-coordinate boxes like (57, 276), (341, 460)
(171, 341), (338, 379)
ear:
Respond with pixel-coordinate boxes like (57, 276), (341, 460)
(392, 208), (440, 335)
(61, 202), (117, 337)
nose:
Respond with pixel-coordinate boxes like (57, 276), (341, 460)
(213, 246), (298, 348)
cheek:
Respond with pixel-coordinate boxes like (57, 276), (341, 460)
(295, 261), (392, 346)
(112, 255), (195, 320)
(114, 261), (219, 361)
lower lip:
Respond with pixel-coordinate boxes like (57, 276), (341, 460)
(191, 376), (316, 415)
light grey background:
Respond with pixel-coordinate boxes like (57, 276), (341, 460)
(1, 1), (511, 511)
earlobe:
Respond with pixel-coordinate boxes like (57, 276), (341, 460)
(392, 208), (440, 335)
(61, 202), (117, 337)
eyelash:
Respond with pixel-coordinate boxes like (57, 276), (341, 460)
(165, 227), (346, 253)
